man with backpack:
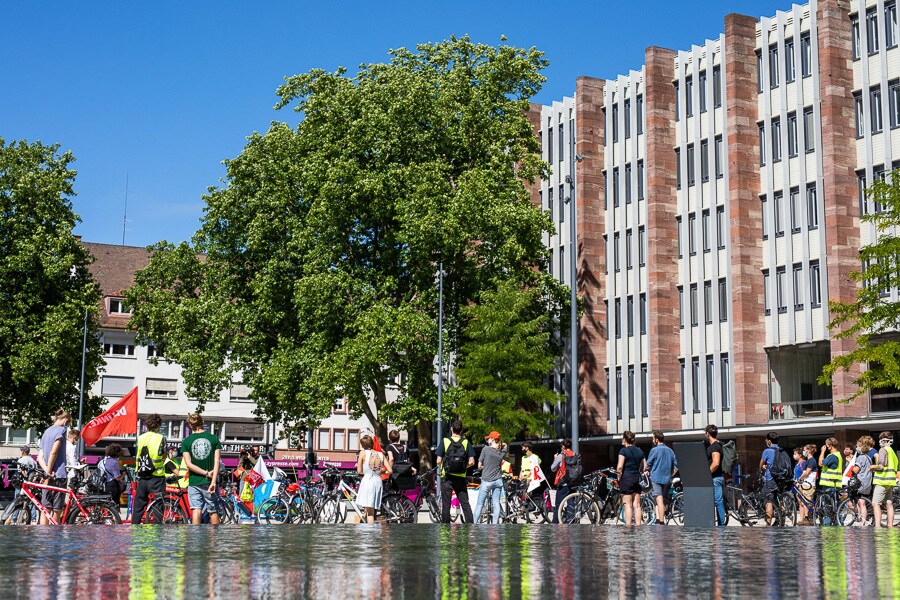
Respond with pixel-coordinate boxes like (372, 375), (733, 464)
(704, 425), (726, 527)
(551, 438), (581, 523)
(760, 431), (791, 525)
(132, 413), (167, 525)
(386, 430), (416, 490)
(436, 420), (475, 523)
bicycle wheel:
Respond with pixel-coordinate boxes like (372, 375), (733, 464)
(142, 498), (166, 524)
(558, 492), (600, 524)
(4, 498), (32, 525)
(220, 499), (237, 524)
(69, 499), (122, 524)
(380, 494), (415, 523)
(258, 498), (291, 524)
(815, 493), (837, 526)
(316, 497), (342, 523)
(524, 493), (548, 524)
(426, 495), (441, 523)
(601, 493), (622, 524)
(666, 492), (684, 526)
(640, 494), (656, 525)
(836, 497), (874, 527)
(163, 496), (190, 524)
(778, 493), (798, 527)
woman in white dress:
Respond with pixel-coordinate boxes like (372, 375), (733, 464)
(356, 435), (391, 523)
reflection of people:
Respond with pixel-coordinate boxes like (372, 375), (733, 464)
(182, 413), (222, 525)
(37, 409), (71, 524)
(704, 425), (725, 527)
(871, 431), (897, 528)
(616, 430), (645, 526)
(356, 434), (389, 523)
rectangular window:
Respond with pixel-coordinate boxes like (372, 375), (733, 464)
(559, 247), (565, 284)
(692, 358), (700, 413)
(688, 212), (697, 255)
(559, 184), (565, 222)
(615, 367), (622, 420)
(793, 263), (804, 310)
(776, 266), (787, 313)
(613, 167), (620, 207)
(146, 378), (177, 399)
(675, 82), (680, 121)
(676, 149), (681, 189)
(680, 359), (687, 414)
(605, 368), (611, 419)
(804, 108), (815, 152)
(103, 342), (135, 357)
(636, 95), (644, 135)
(890, 80), (900, 128)
(627, 295), (634, 337)
(612, 103), (619, 142)
(686, 76), (693, 117)
(715, 135), (723, 178)
(888, 2), (899, 48)
(318, 429), (330, 450)
(702, 209), (711, 253)
(801, 32), (812, 77)
(855, 93), (865, 137)
(626, 229), (633, 270)
(872, 86), (884, 133)
(774, 191), (784, 237)
(716, 205), (726, 249)
(769, 45), (779, 88)
(548, 187), (554, 221)
(699, 70), (707, 113)
(624, 99), (631, 139)
(641, 364), (648, 417)
(690, 283), (698, 327)
(718, 278), (728, 322)
(790, 187), (801, 233)
(787, 112), (798, 157)
(677, 216), (683, 258)
(763, 269), (771, 315)
(868, 8), (880, 55)
(810, 260), (822, 307)
(679, 286), (684, 329)
(807, 184), (819, 229)
(627, 366), (635, 418)
(614, 232), (620, 272)
(713, 65), (722, 107)
(706, 356), (715, 411)
(108, 298), (130, 314)
(772, 118), (782, 162)
(625, 163), (632, 204)
(687, 143), (695, 187)
(549, 248), (554, 278)
(761, 196), (769, 240)
(704, 281), (713, 324)
(558, 123), (564, 162)
(638, 225), (646, 266)
(700, 139), (709, 182)
(785, 38), (796, 83)
(721, 355), (731, 410)
(637, 160), (644, 200)
(102, 375), (134, 397)
(333, 429), (346, 451)
(758, 124), (766, 165)
(859, 171), (868, 214)
(548, 124), (553, 163)
(757, 51), (764, 92)
(615, 298), (621, 338)
(640, 293), (647, 334)
(853, 16), (861, 60)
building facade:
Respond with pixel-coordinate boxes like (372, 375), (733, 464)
(536, 0), (900, 464)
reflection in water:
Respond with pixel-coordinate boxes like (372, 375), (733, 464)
(2, 525), (900, 598)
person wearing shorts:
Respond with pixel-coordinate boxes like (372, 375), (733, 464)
(871, 432), (897, 528)
(37, 410), (71, 524)
(181, 413), (222, 525)
(646, 430), (678, 524)
(796, 444), (818, 524)
(617, 430), (646, 526)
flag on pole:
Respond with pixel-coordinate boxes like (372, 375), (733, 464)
(528, 465), (548, 493)
(81, 387), (139, 447)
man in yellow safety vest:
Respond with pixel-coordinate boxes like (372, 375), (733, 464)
(872, 431), (898, 528)
(133, 413), (167, 524)
(818, 436), (843, 492)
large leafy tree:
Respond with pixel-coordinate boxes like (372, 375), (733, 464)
(127, 36), (563, 466)
(449, 279), (562, 442)
(822, 171), (900, 399)
(0, 138), (104, 427)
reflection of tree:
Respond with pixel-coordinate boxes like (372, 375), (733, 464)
(821, 528), (848, 597)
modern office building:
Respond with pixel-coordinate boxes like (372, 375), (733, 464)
(535, 0), (900, 464)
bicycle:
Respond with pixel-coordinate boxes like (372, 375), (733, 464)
(728, 473), (783, 527)
(643, 476), (684, 525)
(502, 478), (550, 524)
(410, 468), (442, 523)
(836, 480), (874, 527)
(321, 469), (413, 523)
(15, 465), (121, 524)
(557, 469), (621, 524)
(143, 481), (192, 524)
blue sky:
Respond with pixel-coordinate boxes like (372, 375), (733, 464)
(2, 1), (787, 247)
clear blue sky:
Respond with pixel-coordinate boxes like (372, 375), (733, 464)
(2, 1), (787, 247)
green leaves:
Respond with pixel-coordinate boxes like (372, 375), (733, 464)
(0, 138), (104, 427)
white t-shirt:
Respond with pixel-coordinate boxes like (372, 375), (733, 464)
(66, 443), (78, 479)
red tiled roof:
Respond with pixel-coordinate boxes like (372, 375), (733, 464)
(81, 242), (152, 330)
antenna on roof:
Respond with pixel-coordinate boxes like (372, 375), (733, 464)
(122, 173), (129, 246)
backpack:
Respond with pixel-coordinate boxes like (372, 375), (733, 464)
(137, 444), (155, 479)
(88, 459), (107, 491)
(443, 438), (468, 474)
(390, 444), (414, 478)
(721, 440), (739, 476)
(770, 447), (793, 489)
(562, 452), (583, 485)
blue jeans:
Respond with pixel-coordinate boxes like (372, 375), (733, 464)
(712, 476), (726, 526)
(473, 478), (504, 524)
(553, 484), (571, 523)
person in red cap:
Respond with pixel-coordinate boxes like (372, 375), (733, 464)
(473, 431), (509, 524)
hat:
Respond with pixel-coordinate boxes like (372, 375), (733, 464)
(19, 446), (29, 454)
(484, 431), (501, 441)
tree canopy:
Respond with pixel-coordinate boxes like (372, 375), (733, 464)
(0, 138), (104, 427)
(127, 36), (565, 465)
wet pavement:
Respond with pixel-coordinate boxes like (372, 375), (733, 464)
(5, 524), (899, 599)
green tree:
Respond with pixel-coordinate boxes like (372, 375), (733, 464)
(127, 36), (564, 467)
(0, 138), (104, 427)
(821, 171), (900, 399)
(449, 279), (561, 442)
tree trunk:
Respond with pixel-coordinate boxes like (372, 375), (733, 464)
(416, 419), (433, 469)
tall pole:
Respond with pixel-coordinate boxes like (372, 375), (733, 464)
(77, 308), (88, 458)
(436, 262), (444, 448)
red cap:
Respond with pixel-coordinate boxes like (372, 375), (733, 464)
(485, 431), (501, 440)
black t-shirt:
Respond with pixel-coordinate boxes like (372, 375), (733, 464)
(388, 443), (409, 464)
(707, 441), (723, 477)
(619, 446), (645, 475)
(804, 457), (818, 476)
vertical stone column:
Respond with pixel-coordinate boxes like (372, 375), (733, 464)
(818, 0), (865, 417)
(574, 76), (607, 436)
(644, 47), (681, 431)
(725, 14), (768, 425)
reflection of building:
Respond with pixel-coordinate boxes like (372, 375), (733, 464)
(533, 0), (900, 465)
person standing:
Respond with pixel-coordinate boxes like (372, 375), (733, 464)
(759, 432), (782, 526)
(848, 436), (874, 523)
(818, 437), (844, 494)
(871, 432), (897, 528)
(519, 442), (544, 509)
(797, 444), (818, 524)
(793, 448), (806, 481)
(646, 430), (677, 524)
(132, 413), (168, 524)
(17, 446), (36, 471)
(101, 444), (125, 502)
(705, 425), (726, 527)
(356, 434), (389, 523)
(551, 438), (575, 523)
(37, 410), (70, 524)
(617, 431), (646, 526)
(473, 432), (508, 524)
(65, 428), (81, 489)
(436, 420), (475, 523)
(181, 414), (222, 525)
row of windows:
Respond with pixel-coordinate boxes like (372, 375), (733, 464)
(674, 65), (723, 120)
(605, 227), (647, 273)
(676, 206), (728, 258)
(758, 109), (815, 165)
(544, 117), (575, 164)
(680, 355), (731, 413)
(857, 163), (899, 215)
(539, 184), (568, 224)
(677, 279), (729, 327)
(851, 3), (899, 60)
(608, 293), (648, 339)
(606, 161), (645, 208)
(762, 260), (822, 314)
(315, 428), (361, 452)
(606, 95), (644, 145)
(103, 342), (164, 358)
(675, 137), (723, 189)
(854, 82), (900, 138)
(756, 32), (813, 92)
(761, 184), (820, 238)
(606, 364), (649, 420)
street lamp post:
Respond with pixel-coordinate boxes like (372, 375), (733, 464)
(77, 308), (88, 458)
(436, 261), (445, 448)
(566, 152), (584, 454)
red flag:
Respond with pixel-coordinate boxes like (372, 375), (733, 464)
(372, 435), (382, 453)
(82, 387), (139, 447)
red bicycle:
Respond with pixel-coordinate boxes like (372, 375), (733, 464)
(14, 465), (121, 524)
